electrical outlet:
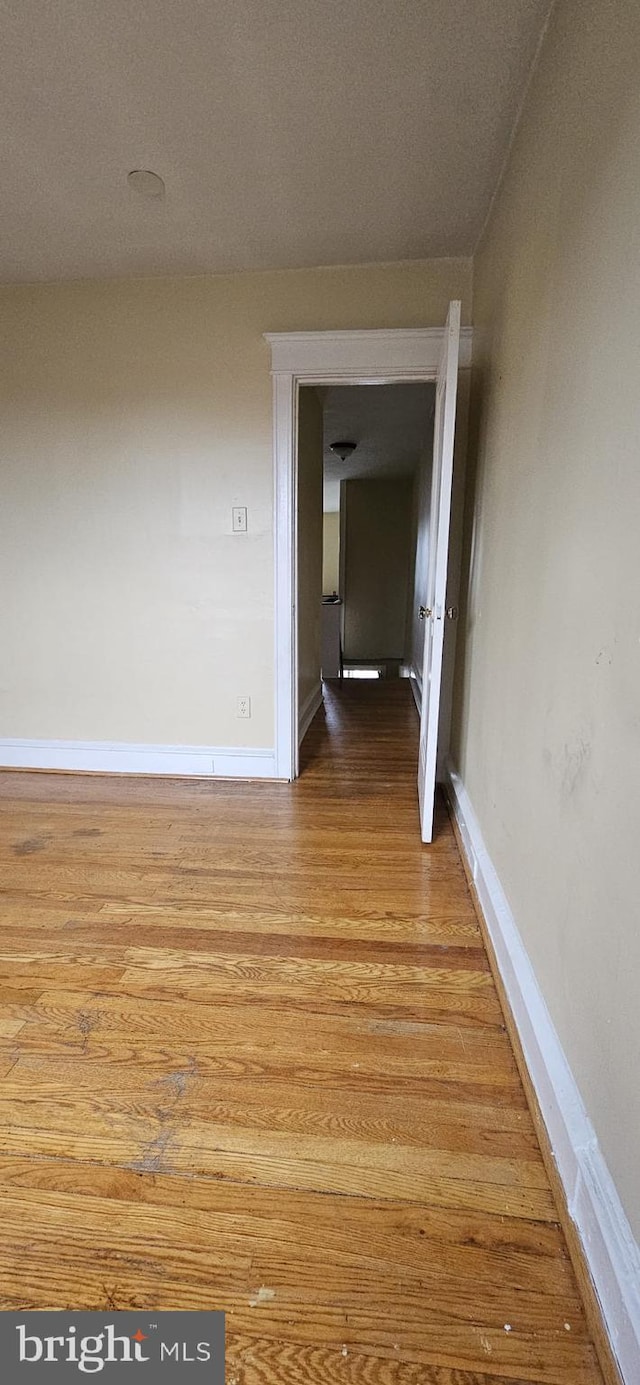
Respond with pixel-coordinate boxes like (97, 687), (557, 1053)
(232, 506), (247, 533)
(237, 696), (251, 719)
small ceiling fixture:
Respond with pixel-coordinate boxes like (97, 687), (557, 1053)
(127, 169), (165, 200)
(330, 440), (357, 462)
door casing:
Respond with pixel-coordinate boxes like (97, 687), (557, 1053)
(264, 326), (473, 781)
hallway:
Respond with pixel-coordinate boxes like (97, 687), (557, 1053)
(0, 682), (605, 1382)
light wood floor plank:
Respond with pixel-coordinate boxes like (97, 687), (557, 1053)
(0, 681), (606, 1383)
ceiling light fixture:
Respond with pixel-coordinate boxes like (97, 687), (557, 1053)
(329, 440), (357, 462)
(127, 169), (166, 200)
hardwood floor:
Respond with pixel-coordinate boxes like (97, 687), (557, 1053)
(0, 680), (606, 1383)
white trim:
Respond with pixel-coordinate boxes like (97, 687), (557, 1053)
(0, 738), (277, 779)
(265, 325), (473, 781)
(445, 758), (640, 1385)
(273, 370), (298, 780)
(265, 327), (473, 378)
(409, 665), (422, 716)
(298, 683), (323, 746)
(417, 301), (461, 843)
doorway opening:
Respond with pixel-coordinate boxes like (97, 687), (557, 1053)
(265, 313), (470, 840)
(312, 382), (435, 698)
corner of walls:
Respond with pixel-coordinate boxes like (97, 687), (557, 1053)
(445, 757), (640, 1384)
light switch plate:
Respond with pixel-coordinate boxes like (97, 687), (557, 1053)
(232, 506), (247, 533)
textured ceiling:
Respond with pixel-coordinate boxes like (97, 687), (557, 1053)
(0, 0), (553, 282)
(320, 383), (434, 511)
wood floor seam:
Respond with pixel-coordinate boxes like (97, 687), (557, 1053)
(0, 681), (607, 1384)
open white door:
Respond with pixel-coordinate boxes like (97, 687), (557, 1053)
(417, 301), (461, 842)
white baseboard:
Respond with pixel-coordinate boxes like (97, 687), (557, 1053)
(0, 738), (277, 779)
(298, 683), (323, 746)
(445, 758), (640, 1384)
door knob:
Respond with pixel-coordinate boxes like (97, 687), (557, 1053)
(418, 605), (431, 620)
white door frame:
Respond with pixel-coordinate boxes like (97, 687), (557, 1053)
(264, 326), (473, 780)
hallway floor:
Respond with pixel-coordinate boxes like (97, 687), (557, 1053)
(0, 682), (605, 1382)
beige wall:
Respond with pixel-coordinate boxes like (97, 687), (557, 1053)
(297, 388), (324, 724)
(342, 478), (413, 663)
(452, 0), (640, 1237)
(322, 511), (340, 596)
(0, 258), (471, 750)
